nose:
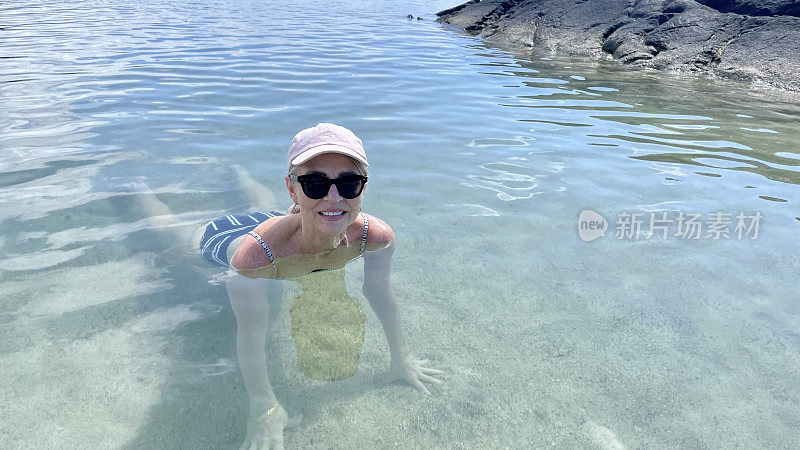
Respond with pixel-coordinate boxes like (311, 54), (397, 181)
(323, 182), (343, 201)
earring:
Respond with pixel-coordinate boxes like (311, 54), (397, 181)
(291, 203), (301, 213)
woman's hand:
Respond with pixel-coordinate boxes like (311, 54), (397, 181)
(240, 403), (303, 450)
(387, 354), (444, 395)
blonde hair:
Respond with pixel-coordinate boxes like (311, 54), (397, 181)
(286, 158), (369, 214)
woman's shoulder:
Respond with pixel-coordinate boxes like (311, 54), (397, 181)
(362, 212), (394, 251)
(230, 214), (293, 274)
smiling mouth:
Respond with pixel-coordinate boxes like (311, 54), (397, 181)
(319, 211), (346, 216)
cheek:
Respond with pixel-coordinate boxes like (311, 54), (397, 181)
(347, 199), (362, 213)
(301, 197), (319, 209)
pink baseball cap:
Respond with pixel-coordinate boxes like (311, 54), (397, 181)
(287, 123), (369, 172)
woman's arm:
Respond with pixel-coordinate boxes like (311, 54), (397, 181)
(227, 274), (301, 448)
(362, 239), (409, 358)
(362, 231), (443, 394)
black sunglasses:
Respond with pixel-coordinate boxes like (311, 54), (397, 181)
(290, 172), (368, 199)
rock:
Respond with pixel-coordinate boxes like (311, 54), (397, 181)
(436, 0), (800, 92)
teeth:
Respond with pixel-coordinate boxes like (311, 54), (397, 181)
(320, 211), (345, 216)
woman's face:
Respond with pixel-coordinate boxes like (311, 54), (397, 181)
(286, 152), (365, 236)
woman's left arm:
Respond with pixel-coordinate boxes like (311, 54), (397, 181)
(362, 235), (443, 394)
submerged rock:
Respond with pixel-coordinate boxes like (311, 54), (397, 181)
(436, 0), (800, 91)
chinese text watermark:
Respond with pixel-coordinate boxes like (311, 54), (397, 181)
(578, 209), (762, 242)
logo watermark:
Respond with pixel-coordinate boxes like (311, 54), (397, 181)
(578, 209), (608, 242)
(578, 209), (762, 241)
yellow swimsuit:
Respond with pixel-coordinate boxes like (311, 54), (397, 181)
(247, 215), (369, 381)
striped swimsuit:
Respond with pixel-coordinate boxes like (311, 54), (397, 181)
(200, 211), (284, 267)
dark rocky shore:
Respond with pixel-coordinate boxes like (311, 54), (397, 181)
(436, 0), (800, 92)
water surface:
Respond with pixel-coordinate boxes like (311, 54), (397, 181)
(1, 0), (799, 448)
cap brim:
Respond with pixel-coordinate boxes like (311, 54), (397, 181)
(290, 144), (369, 168)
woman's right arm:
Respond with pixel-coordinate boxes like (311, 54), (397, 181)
(227, 274), (301, 448)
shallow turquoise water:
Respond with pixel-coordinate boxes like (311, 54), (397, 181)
(1, 0), (799, 448)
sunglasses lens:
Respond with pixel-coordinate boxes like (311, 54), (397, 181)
(335, 175), (364, 199)
(300, 176), (331, 199)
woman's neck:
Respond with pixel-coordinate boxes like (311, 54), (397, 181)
(297, 219), (350, 255)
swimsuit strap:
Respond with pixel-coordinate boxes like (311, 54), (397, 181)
(247, 214), (368, 279)
(359, 213), (369, 256)
(247, 230), (280, 278)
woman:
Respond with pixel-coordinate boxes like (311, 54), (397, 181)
(201, 123), (442, 449)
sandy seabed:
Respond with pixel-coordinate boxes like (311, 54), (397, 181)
(3, 206), (797, 449)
